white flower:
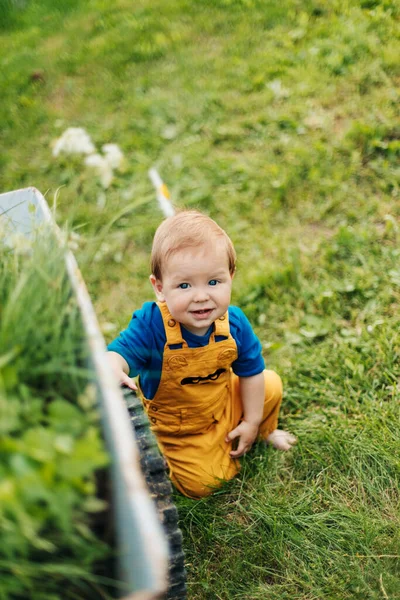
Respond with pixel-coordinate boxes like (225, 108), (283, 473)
(304, 112), (326, 130)
(161, 124), (178, 140)
(102, 143), (124, 169)
(267, 79), (290, 99)
(84, 153), (113, 189)
(52, 128), (125, 189)
(52, 127), (96, 157)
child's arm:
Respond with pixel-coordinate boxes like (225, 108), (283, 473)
(225, 372), (265, 458)
(107, 351), (137, 390)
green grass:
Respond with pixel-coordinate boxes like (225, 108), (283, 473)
(1, 0), (399, 598)
(0, 234), (122, 599)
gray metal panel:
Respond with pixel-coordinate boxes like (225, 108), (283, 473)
(0, 187), (43, 237)
(0, 187), (168, 600)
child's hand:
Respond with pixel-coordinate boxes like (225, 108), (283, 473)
(107, 351), (137, 391)
(225, 420), (259, 458)
(119, 372), (137, 391)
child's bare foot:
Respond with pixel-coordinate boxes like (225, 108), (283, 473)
(265, 429), (297, 451)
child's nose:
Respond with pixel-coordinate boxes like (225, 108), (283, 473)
(194, 287), (210, 302)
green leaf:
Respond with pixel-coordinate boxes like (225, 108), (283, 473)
(0, 346), (20, 369)
(47, 399), (85, 435)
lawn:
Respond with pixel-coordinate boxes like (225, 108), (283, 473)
(1, 0), (399, 598)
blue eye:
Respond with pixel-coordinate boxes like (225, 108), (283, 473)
(209, 280), (218, 286)
(179, 283), (190, 289)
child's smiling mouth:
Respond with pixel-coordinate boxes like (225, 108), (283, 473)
(190, 308), (214, 319)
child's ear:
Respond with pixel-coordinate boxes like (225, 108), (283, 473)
(149, 274), (165, 301)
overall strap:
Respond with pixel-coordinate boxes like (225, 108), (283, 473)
(211, 312), (230, 338)
(157, 301), (187, 346)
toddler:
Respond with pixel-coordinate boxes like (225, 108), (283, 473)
(107, 210), (296, 498)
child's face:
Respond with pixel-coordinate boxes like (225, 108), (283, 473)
(150, 241), (233, 336)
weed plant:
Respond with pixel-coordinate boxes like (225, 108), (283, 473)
(0, 235), (121, 599)
(1, 0), (400, 598)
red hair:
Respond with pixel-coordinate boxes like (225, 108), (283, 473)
(151, 210), (236, 280)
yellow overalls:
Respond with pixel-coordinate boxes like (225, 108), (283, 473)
(138, 301), (283, 498)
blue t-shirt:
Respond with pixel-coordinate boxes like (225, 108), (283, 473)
(108, 302), (265, 399)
